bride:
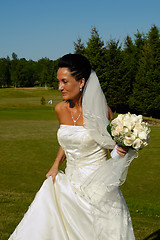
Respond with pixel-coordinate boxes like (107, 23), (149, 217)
(9, 54), (137, 240)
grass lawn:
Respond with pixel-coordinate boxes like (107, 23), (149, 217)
(0, 87), (160, 240)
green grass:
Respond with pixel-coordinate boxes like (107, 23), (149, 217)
(0, 88), (160, 240)
(0, 87), (62, 108)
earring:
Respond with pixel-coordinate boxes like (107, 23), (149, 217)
(80, 88), (82, 92)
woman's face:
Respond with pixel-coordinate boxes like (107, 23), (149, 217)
(57, 68), (84, 101)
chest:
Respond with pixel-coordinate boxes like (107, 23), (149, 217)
(60, 108), (83, 126)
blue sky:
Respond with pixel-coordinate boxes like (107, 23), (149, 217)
(1, 0), (160, 61)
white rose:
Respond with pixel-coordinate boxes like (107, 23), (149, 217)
(133, 128), (138, 137)
(117, 114), (124, 122)
(115, 125), (123, 134)
(123, 120), (132, 131)
(112, 129), (119, 136)
(123, 133), (136, 146)
(111, 118), (120, 126)
(132, 138), (142, 150)
(131, 121), (136, 129)
(137, 114), (143, 121)
(130, 115), (137, 125)
(129, 132), (136, 140)
(134, 123), (143, 131)
(138, 131), (148, 140)
(123, 113), (131, 122)
(144, 125), (151, 135)
(123, 114), (129, 120)
(123, 126), (129, 134)
(110, 113), (150, 151)
(124, 138), (133, 146)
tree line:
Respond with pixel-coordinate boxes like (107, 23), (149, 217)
(0, 25), (160, 118)
(74, 25), (160, 118)
(0, 53), (59, 89)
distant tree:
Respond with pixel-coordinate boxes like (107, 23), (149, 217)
(130, 25), (160, 117)
(0, 25), (159, 117)
(10, 54), (19, 88)
(36, 58), (53, 87)
(120, 36), (137, 101)
(85, 26), (105, 78)
(0, 58), (11, 87)
(74, 37), (85, 55)
(102, 40), (125, 112)
(41, 96), (46, 105)
(21, 60), (35, 87)
(51, 59), (59, 89)
(12, 52), (18, 60)
(134, 30), (146, 61)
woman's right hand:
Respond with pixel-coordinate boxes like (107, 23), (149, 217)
(46, 166), (58, 182)
(46, 147), (65, 182)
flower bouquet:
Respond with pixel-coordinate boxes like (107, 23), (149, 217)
(107, 112), (151, 151)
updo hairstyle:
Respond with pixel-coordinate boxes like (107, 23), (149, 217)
(58, 54), (91, 86)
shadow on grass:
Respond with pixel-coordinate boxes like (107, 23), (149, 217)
(143, 229), (160, 240)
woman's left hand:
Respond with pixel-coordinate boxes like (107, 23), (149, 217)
(116, 145), (129, 156)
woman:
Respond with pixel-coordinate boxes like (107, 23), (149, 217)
(9, 54), (136, 240)
(46, 55), (124, 182)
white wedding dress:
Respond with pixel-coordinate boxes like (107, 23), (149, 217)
(9, 125), (136, 240)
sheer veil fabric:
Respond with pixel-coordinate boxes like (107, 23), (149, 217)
(81, 71), (137, 239)
(82, 71), (115, 150)
(81, 70), (138, 196)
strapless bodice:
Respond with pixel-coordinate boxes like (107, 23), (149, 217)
(57, 125), (108, 187)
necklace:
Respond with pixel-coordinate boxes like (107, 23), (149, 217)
(70, 109), (81, 126)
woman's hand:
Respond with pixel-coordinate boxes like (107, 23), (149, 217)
(46, 166), (58, 182)
(46, 146), (65, 182)
(116, 145), (129, 156)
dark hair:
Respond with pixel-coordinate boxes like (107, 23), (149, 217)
(58, 54), (91, 84)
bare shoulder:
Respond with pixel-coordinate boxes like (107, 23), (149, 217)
(55, 101), (68, 123)
(55, 101), (66, 113)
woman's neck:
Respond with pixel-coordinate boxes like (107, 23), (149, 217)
(68, 96), (82, 109)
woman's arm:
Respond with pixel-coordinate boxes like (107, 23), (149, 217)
(46, 146), (65, 182)
(46, 102), (66, 182)
(107, 105), (114, 120)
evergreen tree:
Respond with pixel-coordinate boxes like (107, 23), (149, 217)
(74, 37), (85, 55)
(51, 59), (59, 89)
(85, 27), (105, 78)
(0, 25), (160, 118)
(0, 58), (11, 87)
(102, 40), (125, 112)
(130, 25), (160, 117)
(120, 36), (137, 104)
(134, 30), (146, 61)
(10, 52), (19, 88)
(12, 52), (18, 61)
